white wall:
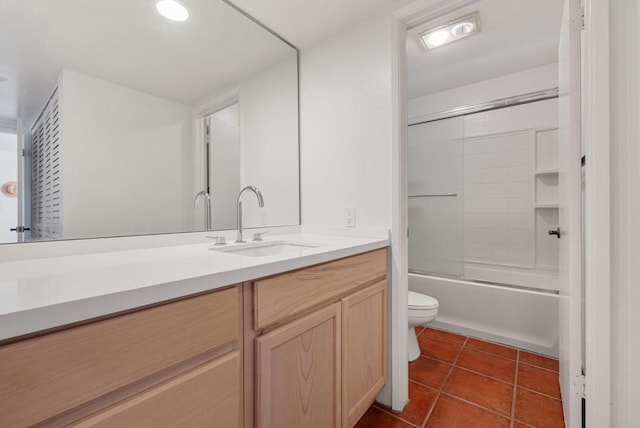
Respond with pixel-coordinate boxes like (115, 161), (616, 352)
(240, 55), (299, 228)
(60, 70), (193, 239)
(609, 0), (640, 425)
(299, 11), (399, 408)
(409, 63), (559, 121)
(300, 14), (392, 230)
(0, 132), (17, 243)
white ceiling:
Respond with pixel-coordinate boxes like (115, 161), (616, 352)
(0, 0), (294, 126)
(230, 0), (414, 48)
(407, 0), (563, 98)
(1, 0), (565, 125)
(229, 0), (563, 97)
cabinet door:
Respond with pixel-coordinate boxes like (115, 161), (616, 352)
(342, 280), (387, 428)
(256, 303), (342, 428)
(73, 351), (241, 428)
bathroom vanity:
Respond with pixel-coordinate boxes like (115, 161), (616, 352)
(0, 234), (388, 427)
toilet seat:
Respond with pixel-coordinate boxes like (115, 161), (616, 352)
(408, 291), (439, 310)
(408, 307), (438, 318)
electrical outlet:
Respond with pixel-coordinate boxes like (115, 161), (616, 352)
(345, 207), (356, 228)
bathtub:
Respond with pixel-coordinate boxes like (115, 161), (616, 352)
(409, 273), (559, 357)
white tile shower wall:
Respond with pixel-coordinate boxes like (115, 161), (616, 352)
(536, 128), (560, 170)
(463, 130), (534, 267)
(464, 100), (559, 290)
(461, 99), (559, 287)
(408, 97), (559, 289)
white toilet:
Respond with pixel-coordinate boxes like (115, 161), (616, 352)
(408, 291), (439, 362)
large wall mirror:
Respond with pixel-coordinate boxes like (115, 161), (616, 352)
(0, 0), (299, 244)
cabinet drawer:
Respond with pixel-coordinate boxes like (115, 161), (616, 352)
(73, 351), (241, 428)
(0, 286), (239, 427)
(254, 249), (387, 330)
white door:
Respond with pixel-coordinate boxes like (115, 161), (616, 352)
(558, 0), (583, 426)
(207, 104), (241, 231)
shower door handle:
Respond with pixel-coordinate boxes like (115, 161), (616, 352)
(548, 228), (561, 238)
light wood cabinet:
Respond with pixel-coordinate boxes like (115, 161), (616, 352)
(72, 351), (241, 428)
(253, 249), (387, 330)
(256, 303), (342, 428)
(0, 248), (388, 428)
(342, 280), (387, 428)
(251, 248), (388, 428)
(0, 286), (242, 427)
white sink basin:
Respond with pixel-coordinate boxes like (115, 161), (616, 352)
(211, 241), (321, 257)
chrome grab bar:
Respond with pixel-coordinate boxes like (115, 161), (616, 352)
(408, 193), (458, 197)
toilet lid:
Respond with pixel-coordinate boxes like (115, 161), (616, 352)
(408, 291), (439, 309)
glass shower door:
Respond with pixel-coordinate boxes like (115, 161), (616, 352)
(408, 116), (464, 277)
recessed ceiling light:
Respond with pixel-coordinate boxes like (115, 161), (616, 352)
(419, 12), (480, 51)
(156, 0), (190, 22)
(425, 30), (452, 47)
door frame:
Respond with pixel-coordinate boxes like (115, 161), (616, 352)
(581, 0), (611, 425)
(390, 0), (611, 423)
(16, 121), (29, 243)
(388, 0), (481, 411)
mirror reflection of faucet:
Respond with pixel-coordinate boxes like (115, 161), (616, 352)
(236, 186), (264, 243)
(194, 190), (212, 231)
(207, 236), (227, 246)
(253, 232), (268, 241)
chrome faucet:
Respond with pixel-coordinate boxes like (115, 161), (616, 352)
(236, 185), (264, 243)
(193, 190), (212, 231)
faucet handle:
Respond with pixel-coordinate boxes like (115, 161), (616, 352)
(206, 236), (227, 246)
(252, 232), (268, 241)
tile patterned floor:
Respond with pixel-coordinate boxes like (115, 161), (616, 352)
(356, 327), (564, 428)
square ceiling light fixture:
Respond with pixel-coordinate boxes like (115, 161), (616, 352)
(419, 12), (480, 51)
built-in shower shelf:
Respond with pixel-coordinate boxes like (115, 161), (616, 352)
(535, 203), (559, 209)
(535, 169), (559, 176)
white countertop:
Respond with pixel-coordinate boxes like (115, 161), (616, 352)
(0, 232), (389, 341)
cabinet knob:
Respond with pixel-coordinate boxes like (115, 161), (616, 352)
(548, 228), (561, 239)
